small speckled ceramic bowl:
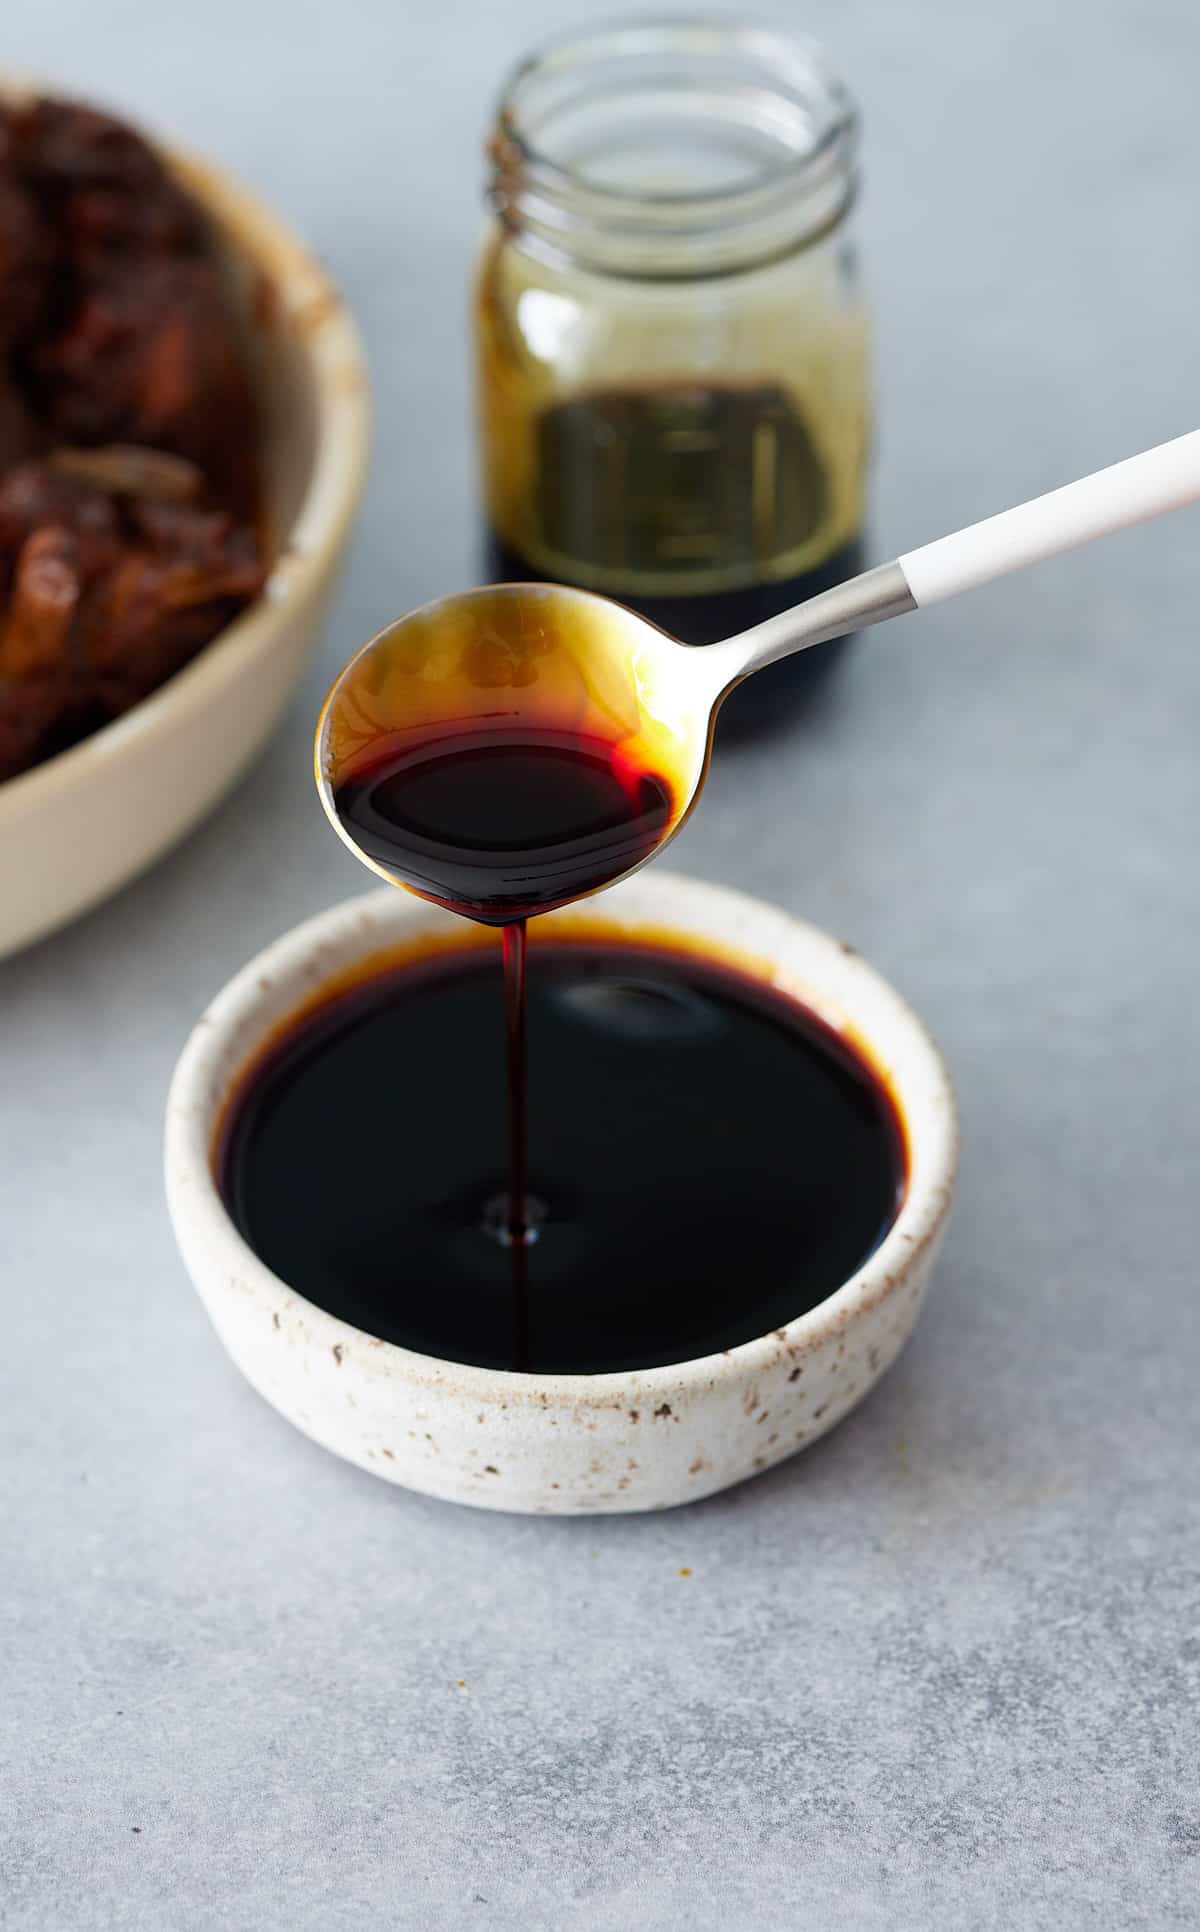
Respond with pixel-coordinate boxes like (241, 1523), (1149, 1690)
(165, 873), (957, 1514)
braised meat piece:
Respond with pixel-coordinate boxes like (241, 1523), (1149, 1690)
(11, 97), (255, 508)
(0, 93), (264, 782)
(0, 375), (42, 471)
(0, 460), (121, 589)
(0, 525), (84, 779)
(16, 98), (187, 196)
(0, 110), (51, 351)
(29, 259), (258, 514)
(0, 524), (82, 674)
(11, 98), (202, 261)
(48, 443), (203, 502)
(81, 502), (263, 713)
(0, 460), (264, 744)
(0, 176), (50, 350)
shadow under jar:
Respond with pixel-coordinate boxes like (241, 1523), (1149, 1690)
(476, 19), (872, 740)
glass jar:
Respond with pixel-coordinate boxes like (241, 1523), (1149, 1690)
(474, 19), (871, 735)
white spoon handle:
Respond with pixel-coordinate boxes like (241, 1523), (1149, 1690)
(900, 428), (1200, 606)
(717, 428), (1200, 683)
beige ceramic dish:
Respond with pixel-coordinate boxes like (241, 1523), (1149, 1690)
(0, 91), (370, 958)
(165, 872), (958, 1515)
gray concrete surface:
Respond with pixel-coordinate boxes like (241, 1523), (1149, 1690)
(3, 1), (1199, 1925)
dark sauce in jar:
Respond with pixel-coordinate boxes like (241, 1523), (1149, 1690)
(482, 381), (865, 739)
(216, 933), (906, 1376)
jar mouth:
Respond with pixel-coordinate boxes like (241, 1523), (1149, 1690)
(490, 18), (858, 278)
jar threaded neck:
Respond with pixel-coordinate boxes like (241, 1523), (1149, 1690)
(488, 19), (859, 281)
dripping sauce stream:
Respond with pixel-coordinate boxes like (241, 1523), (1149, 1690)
(502, 918), (530, 1371)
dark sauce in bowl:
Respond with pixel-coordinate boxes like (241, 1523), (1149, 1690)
(216, 933), (906, 1376)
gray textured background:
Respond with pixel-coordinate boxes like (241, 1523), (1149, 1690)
(3, 1), (1198, 1926)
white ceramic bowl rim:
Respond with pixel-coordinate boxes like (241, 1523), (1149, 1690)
(166, 874), (958, 1408)
(0, 114), (369, 829)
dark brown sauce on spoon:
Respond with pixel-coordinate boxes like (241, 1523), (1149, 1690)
(329, 727), (674, 927)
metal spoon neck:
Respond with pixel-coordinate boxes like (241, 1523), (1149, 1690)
(707, 560), (916, 690)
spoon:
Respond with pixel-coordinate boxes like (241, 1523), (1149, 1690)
(316, 428), (1200, 924)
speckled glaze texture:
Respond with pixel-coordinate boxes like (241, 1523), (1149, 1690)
(165, 873), (957, 1513)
